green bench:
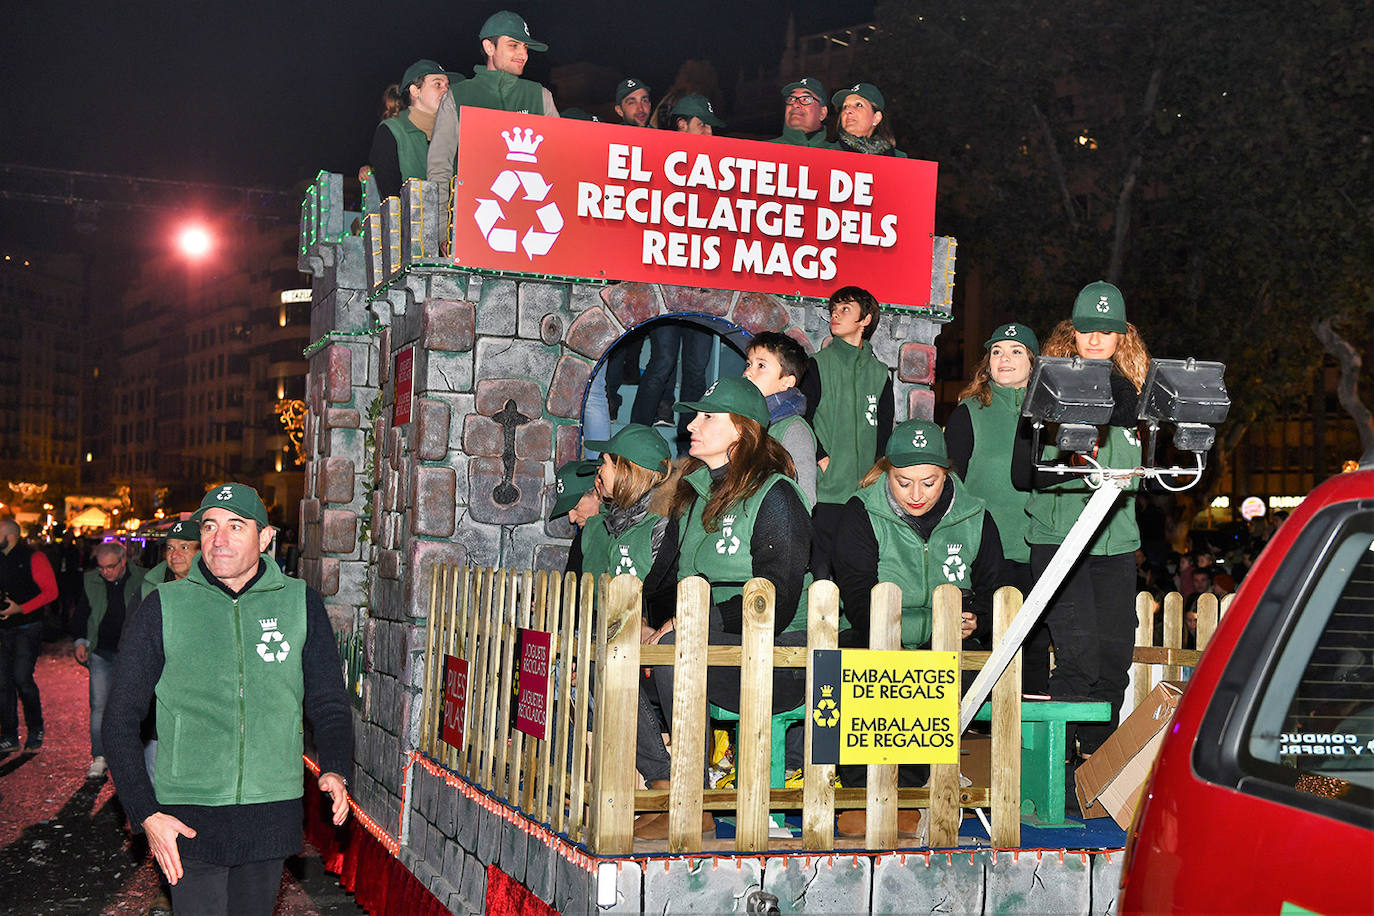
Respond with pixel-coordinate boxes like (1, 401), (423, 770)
(972, 698), (1112, 828)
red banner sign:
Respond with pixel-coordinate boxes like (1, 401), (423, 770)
(452, 107), (938, 307)
(441, 655), (468, 751)
(393, 346), (414, 426)
(514, 628), (552, 740)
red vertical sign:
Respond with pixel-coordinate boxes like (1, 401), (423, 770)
(441, 655), (468, 751)
(393, 346), (414, 425)
(514, 629), (552, 740)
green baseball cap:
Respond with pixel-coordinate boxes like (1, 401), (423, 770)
(781, 77), (827, 104)
(584, 424), (672, 474)
(1072, 281), (1128, 334)
(400, 59), (461, 91)
(831, 82), (885, 111)
(561, 107), (600, 121)
(885, 419), (950, 469)
(191, 483), (269, 527)
(615, 78), (650, 104)
(550, 460), (596, 518)
(167, 519), (200, 542)
(479, 10), (548, 52)
(984, 322), (1040, 356)
(671, 93), (725, 128)
(674, 376), (770, 428)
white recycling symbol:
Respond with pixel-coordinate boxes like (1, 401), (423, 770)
(703, 381), (719, 398)
(555, 477), (565, 494)
(865, 394), (878, 427)
(1122, 427), (1140, 447)
(474, 127), (563, 259)
(942, 554), (968, 583)
(257, 629), (291, 663)
(1003, 325), (1017, 337)
(616, 545), (638, 578)
(912, 429), (928, 448)
(1096, 295), (1111, 313)
(215, 486), (234, 501)
(715, 516), (741, 555)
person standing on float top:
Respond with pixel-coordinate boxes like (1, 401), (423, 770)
(944, 321), (1051, 688)
(768, 77), (836, 148)
(426, 10), (559, 192)
(369, 59), (460, 200)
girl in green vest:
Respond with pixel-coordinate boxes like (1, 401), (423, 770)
(366, 59), (457, 200)
(830, 419), (1005, 837)
(1016, 281), (1151, 760)
(634, 378), (813, 839)
(945, 321), (1052, 692)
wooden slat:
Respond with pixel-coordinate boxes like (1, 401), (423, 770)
(864, 582), (901, 850)
(530, 570), (556, 823)
(447, 566), (472, 772)
(1219, 592), (1234, 619)
(802, 579), (838, 851)
(990, 586), (1022, 849)
(1195, 592), (1218, 652)
(420, 564), (443, 757)
(465, 567), (494, 783)
(506, 571), (534, 806)
(493, 571), (523, 802)
(735, 578), (776, 852)
(478, 569), (506, 789)
(637, 644), (994, 669)
(552, 572), (578, 834)
(638, 785), (993, 810)
(1132, 646), (1204, 666)
(567, 573), (596, 842)
(927, 584), (963, 849)
(667, 576), (710, 853)
(1162, 591), (1183, 682)
(1134, 591), (1155, 709)
(586, 574), (610, 844)
(590, 575), (641, 854)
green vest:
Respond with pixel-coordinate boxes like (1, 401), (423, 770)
(82, 566), (147, 650)
(856, 474), (987, 649)
(140, 561), (180, 601)
(453, 68), (546, 116)
(152, 557), (308, 807)
(580, 512), (660, 580)
(768, 127), (837, 149)
(381, 111), (430, 185)
(1025, 425), (1142, 556)
(959, 385), (1031, 563)
(812, 338), (890, 505)
(678, 467), (810, 633)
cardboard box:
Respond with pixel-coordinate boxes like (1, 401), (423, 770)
(1074, 681), (1185, 828)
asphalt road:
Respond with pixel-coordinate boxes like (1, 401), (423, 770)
(0, 639), (367, 915)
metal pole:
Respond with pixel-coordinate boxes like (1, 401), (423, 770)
(957, 476), (1129, 732)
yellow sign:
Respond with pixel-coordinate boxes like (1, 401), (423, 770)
(811, 649), (959, 765)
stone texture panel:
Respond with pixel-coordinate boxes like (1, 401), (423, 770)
(764, 854), (871, 913)
(554, 423), (581, 468)
(461, 414), (503, 457)
(413, 348), (474, 395)
(474, 338), (557, 387)
(468, 457), (544, 525)
(662, 285), (733, 317)
(546, 355), (592, 419)
(319, 558), (340, 596)
(326, 345), (353, 403)
(517, 281), (570, 341)
(404, 539), (470, 621)
(476, 279), (517, 336)
(732, 292), (790, 334)
(420, 299), (476, 353)
(563, 307), (620, 359)
(325, 407), (361, 429)
(600, 281), (660, 330)
(643, 856), (762, 914)
(871, 851), (986, 915)
(908, 386), (935, 421)
(514, 419), (553, 460)
(986, 849), (1091, 914)
(475, 378), (543, 419)
(898, 342), (937, 385)
(410, 466), (457, 537)
(784, 326), (816, 355)
(320, 457), (356, 504)
(533, 543), (571, 572)
(321, 509), (357, 554)
(414, 398), (451, 461)
(378, 549), (401, 580)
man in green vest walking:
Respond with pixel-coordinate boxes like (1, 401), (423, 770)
(71, 540), (145, 779)
(103, 485), (352, 916)
(427, 9), (559, 192)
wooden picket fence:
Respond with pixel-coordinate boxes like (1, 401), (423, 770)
(415, 565), (1232, 856)
(417, 566), (1030, 854)
(1129, 590), (1233, 708)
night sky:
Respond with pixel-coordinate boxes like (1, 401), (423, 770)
(1, 0), (871, 250)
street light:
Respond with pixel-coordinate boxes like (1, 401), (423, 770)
(176, 224), (212, 259)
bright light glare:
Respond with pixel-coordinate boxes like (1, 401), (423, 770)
(177, 225), (212, 258)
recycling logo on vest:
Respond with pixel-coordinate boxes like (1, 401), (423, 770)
(941, 544), (968, 583)
(1121, 427), (1141, 447)
(615, 544), (638, 578)
(865, 393), (878, 427)
(256, 617), (291, 664)
(474, 127), (564, 259)
(716, 514), (741, 555)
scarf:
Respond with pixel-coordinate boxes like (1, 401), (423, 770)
(408, 106), (437, 141)
(765, 388), (807, 424)
(837, 129), (894, 156)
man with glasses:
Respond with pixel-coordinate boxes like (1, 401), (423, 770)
(71, 541), (145, 779)
(769, 77), (836, 148)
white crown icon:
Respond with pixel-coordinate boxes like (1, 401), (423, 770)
(260, 618), (280, 630)
(502, 127), (544, 163)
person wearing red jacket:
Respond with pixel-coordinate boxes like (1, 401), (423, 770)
(0, 518), (59, 754)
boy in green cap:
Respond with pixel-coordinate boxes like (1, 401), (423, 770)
(427, 10), (559, 190)
(800, 285), (894, 577)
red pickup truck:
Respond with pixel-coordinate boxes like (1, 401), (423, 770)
(1120, 464), (1374, 914)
